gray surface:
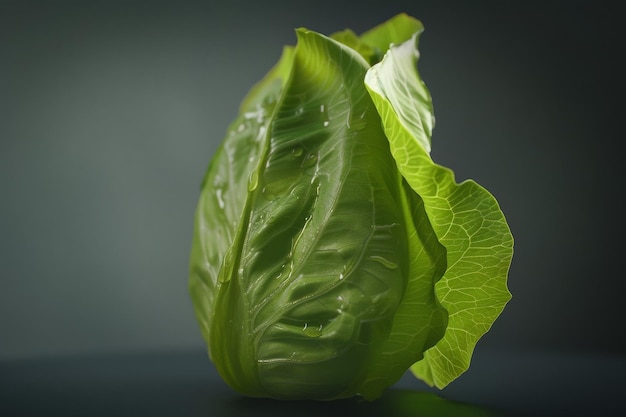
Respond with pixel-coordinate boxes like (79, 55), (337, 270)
(1, 0), (623, 360)
(2, 349), (624, 416)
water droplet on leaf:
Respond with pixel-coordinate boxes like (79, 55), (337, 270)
(216, 188), (225, 209)
(248, 170), (259, 191)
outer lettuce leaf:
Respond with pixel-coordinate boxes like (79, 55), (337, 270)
(365, 32), (514, 388)
(235, 29), (411, 399)
(189, 45), (294, 378)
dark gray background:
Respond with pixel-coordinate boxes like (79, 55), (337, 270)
(1, 0), (623, 360)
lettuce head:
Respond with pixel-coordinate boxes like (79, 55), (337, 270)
(188, 13), (513, 401)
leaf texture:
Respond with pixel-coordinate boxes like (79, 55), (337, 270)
(365, 32), (513, 388)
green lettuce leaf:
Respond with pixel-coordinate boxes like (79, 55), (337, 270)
(189, 13), (512, 401)
(365, 32), (513, 388)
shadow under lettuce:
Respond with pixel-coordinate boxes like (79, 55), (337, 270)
(231, 389), (503, 417)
